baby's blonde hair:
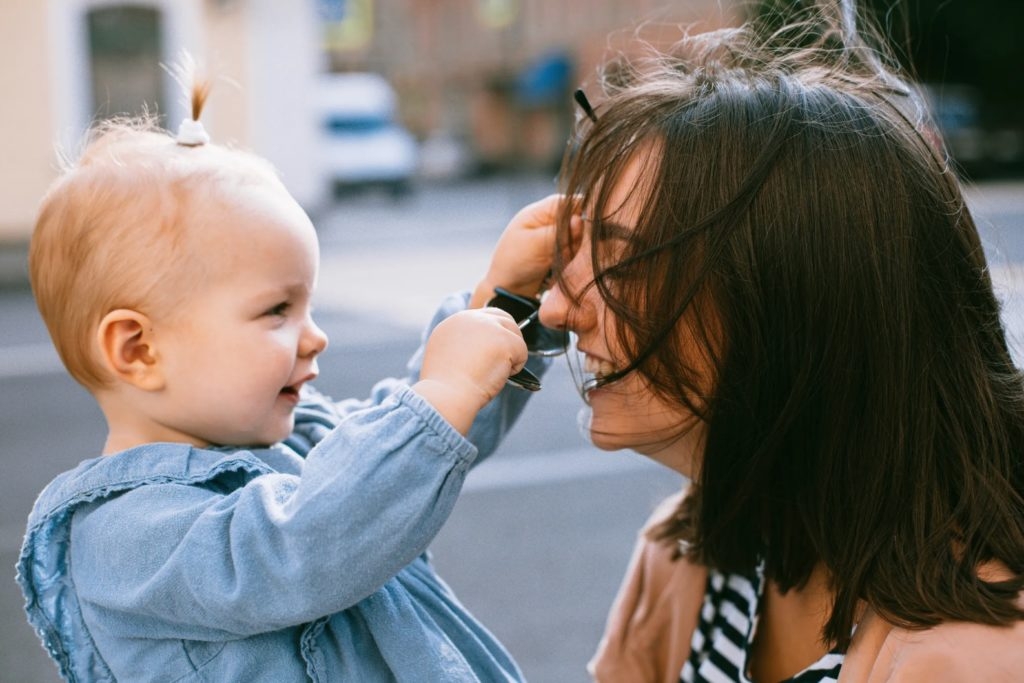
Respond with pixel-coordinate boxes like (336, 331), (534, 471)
(29, 67), (280, 391)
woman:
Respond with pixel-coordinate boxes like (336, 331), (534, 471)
(534, 9), (1024, 683)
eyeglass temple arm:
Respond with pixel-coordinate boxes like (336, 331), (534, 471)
(517, 309), (539, 330)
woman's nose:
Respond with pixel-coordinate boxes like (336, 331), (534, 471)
(539, 282), (571, 331)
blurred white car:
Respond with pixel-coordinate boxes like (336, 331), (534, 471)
(318, 73), (418, 196)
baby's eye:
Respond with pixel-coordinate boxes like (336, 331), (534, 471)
(265, 302), (290, 317)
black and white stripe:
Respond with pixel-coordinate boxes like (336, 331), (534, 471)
(680, 562), (842, 683)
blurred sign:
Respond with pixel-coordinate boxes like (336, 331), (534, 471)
(517, 52), (572, 107)
(317, 0), (347, 22)
(320, 0), (373, 52)
(476, 0), (519, 29)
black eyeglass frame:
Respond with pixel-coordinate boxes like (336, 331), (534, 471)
(487, 286), (568, 391)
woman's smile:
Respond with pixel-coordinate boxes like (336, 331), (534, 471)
(580, 347), (621, 397)
(583, 352), (617, 380)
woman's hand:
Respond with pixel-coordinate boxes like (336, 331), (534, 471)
(470, 194), (563, 308)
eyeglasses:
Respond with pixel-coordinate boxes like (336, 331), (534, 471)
(487, 286), (568, 391)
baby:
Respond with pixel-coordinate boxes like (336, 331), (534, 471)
(18, 72), (558, 681)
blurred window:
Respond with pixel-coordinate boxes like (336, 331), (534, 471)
(325, 116), (390, 134)
(88, 6), (165, 122)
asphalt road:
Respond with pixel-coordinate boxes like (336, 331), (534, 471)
(1, 174), (1021, 682)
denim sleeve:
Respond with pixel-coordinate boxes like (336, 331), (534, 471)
(70, 388), (477, 639)
(323, 291), (549, 464)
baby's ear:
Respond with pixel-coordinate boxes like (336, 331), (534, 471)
(96, 309), (165, 391)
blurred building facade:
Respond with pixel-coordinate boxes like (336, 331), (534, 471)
(0, 0), (738, 246)
(0, 0), (321, 245)
(322, 0), (738, 174)
(2, 1), (1018, 249)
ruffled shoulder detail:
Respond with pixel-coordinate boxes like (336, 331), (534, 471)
(16, 445), (272, 682)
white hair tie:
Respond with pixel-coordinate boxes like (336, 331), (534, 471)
(176, 118), (210, 146)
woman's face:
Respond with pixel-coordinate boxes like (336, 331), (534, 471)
(539, 157), (706, 477)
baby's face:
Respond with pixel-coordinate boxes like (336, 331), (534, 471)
(149, 178), (329, 447)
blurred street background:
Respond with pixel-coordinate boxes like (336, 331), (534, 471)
(3, 173), (1024, 683)
(2, 0), (1023, 681)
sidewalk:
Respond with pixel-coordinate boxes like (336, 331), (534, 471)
(316, 242), (491, 330)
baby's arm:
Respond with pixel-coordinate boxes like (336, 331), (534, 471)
(285, 196), (562, 464)
(413, 194), (562, 433)
(69, 390), (478, 638)
(307, 193), (561, 438)
(470, 194), (561, 307)
(411, 308), (525, 435)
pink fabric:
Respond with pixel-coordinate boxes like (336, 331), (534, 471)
(589, 493), (1024, 683)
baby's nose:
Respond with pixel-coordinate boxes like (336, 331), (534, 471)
(303, 320), (329, 357)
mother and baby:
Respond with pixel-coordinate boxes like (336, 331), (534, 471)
(17, 5), (1024, 682)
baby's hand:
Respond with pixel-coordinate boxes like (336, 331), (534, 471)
(412, 308), (528, 434)
(470, 194), (563, 308)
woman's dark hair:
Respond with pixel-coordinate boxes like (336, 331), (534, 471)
(555, 11), (1024, 650)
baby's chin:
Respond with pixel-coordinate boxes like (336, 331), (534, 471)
(207, 425), (292, 450)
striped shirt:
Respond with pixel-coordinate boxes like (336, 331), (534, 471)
(681, 561), (843, 683)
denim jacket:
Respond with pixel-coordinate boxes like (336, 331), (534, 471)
(18, 293), (545, 682)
